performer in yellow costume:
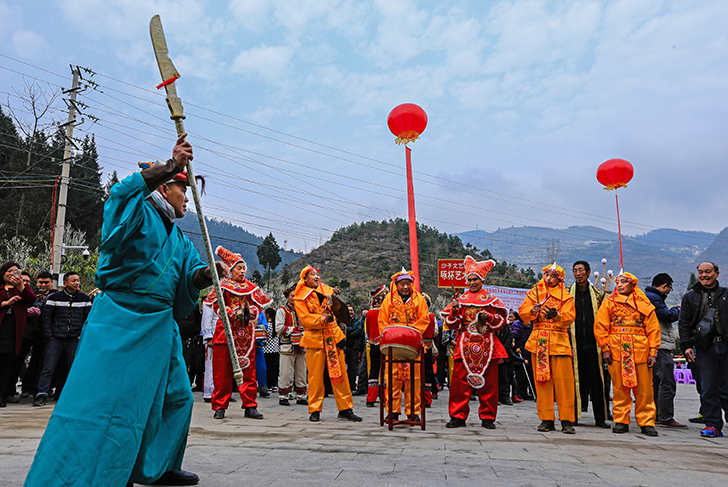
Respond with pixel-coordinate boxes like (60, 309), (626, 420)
(594, 272), (660, 436)
(293, 266), (361, 422)
(378, 268), (430, 422)
(519, 263), (577, 434)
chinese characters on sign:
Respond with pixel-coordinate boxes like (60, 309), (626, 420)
(437, 259), (466, 287)
(437, 259), (528, 310)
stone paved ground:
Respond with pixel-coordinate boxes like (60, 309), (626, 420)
(2, 384), (727, 486)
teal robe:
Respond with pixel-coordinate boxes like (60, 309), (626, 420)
(25, 172), (206, 487)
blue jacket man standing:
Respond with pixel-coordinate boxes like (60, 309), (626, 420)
(645, 273), (686, 428)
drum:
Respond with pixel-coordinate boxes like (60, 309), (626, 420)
(380, 325), (423, 361)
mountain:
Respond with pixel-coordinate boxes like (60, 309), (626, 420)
(456, 225), (722, 297)
(279, 219), (538, 310)
(176, 215), (300, 273)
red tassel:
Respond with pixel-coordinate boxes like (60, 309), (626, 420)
(156, 74), (180, 89)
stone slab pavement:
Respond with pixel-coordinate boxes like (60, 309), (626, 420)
(2, 384), (727, 486)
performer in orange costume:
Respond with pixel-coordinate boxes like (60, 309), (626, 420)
(519, 263), (577, 434)
(441, 257), (508, 429)
(365, 285), (388, 407)
(207, 246), (271, 420)
(293, 266), (361, 422)
(594, 272), (660, 436)
(378, 268), (430, 422)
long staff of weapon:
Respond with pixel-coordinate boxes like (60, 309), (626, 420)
(149, 15), (244, 386)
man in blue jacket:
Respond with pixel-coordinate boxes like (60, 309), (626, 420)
(33, 271), (92, 406)
(645, 273), (686, 428)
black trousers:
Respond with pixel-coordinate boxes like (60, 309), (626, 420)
(515, 352), (535, 398)
(424, 349), (435, 391)
(345, 348), (361, 392)
(356, 349), (368, 394)
(576, 348), (606, 423)
(498, 360), (515, 399)
(265, 352), (280, 390)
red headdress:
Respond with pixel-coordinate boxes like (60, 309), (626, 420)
(215, 245), (245, 270)
(464, 256), (495, 281)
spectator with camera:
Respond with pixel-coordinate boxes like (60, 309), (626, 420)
(0, 261), (36, 406)
(679, 262), (728, 438)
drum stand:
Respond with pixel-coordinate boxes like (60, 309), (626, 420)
(379, 347), (426, 430)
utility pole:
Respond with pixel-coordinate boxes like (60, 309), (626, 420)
(51, 67), (81, 280)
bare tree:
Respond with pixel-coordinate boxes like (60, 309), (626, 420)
(2, 78), (61, 237)
(544, 238), (562, 264)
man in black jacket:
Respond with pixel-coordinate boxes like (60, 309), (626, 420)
(33, 272), (92, 406)
(678, 262), (728, 438)
(345, 304), (365, 393)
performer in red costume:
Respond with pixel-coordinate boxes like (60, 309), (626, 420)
(365, 285), (388, 407)
(207, 246), (271, 420)
(440, 256), (508, 429)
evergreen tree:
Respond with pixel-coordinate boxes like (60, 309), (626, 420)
(67, 135), (104, 247)
(688, 272), (698, 290)
(252, 269), (262, 285)
(257, 232), (282, 289)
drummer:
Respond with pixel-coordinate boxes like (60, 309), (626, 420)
(292, 266), (362, 422)
(440, 256), (508, 429)
(378, 267), (431, 422)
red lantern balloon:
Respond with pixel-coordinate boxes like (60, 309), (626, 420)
(388, 103), (427, 145)
(597, 158), (634, 191)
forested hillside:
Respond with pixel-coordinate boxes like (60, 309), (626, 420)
(278, 219), (538, 310)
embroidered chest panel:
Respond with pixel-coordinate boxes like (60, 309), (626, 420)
(613, 302), (645, 328)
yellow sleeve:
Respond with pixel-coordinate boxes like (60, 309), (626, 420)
(557, 296), (576, 325)
(412, 297), (431, 335)
(294, 295), (327, 331)
(593, 299), (612, 350)
(518, 288), (538, 323)
(378, 297), (390, 336)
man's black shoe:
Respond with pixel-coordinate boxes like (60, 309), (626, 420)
(309, 411), (320, 422)
(296, 399), (308, 405)
(641, 425), (658, 437)
(33, 394), (47, 407)
(388, 412), (400, 421)
(151, 470), (199, 485)
(689, 415), (705, 424)
(612, 423), (629, 434)
(366, 402), (375, 407)
(446, 417), (466, 428)
(4, 395), (19, 403)
(537, 420), (555, 432)
(244, 407), (264, 419)
(499, 396), (513, 406)
(213, 409), (225, 419)
(482, 419), (496, 429)
(279, 398), (290, 406)
(408, 414), (420, 423)
(229, 397), (237, 402)
(203, 398), (211, 403)
(562, 421), (576, 434)
(595, 421), (611, 429)
(338, 409), (362, 421)
(258, 390), (271, 398)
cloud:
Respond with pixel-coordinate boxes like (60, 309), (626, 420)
(11, 29), (47, 58)
(231, 44), (293, 82)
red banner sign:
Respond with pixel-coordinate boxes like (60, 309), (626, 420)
(437, 259), (466, 288)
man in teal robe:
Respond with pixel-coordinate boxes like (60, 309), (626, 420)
(25, 135), (213, 487)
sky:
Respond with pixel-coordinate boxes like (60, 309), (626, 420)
(1, 0), (727, 257)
